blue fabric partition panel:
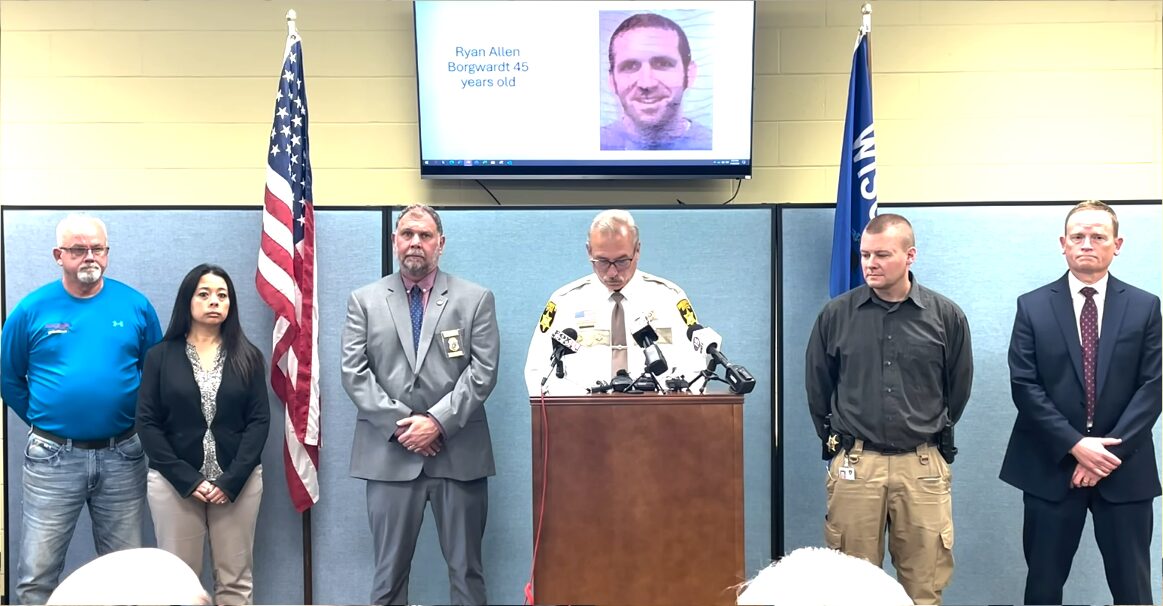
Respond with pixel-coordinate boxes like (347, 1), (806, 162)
(3, 206), (774, 605)
(780, 203), (1163, 606)
(2, 208), (383, 605)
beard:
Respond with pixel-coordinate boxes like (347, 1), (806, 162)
(617, 86), (688, 145)
(76, 265), (103, 284)
(399, 255), (433, 279)
(628, 98), (681, 132)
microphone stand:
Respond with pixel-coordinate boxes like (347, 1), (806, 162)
(689, 368), (731, 394)
(541, 353), (565, 388)
(588, 369), (637, 394)
(629, 370), (663, 393)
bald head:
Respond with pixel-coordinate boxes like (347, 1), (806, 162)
(47, 548), (211, 605)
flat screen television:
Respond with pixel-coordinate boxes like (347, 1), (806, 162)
(413, 1), (756, 179)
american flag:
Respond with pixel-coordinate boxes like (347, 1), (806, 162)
(257, 25), (320, 512)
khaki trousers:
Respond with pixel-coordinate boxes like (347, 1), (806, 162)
(147, 466), (263, 605)
(824, 441), (954, 605)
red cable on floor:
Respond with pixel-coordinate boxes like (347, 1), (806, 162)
(524, 391), (550, 605)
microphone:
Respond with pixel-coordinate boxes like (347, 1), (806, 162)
(688, 324), (726, 368)
(545, 328), (580, 383)
(630, 315), (669, 375)
(686, 324), (756, 395)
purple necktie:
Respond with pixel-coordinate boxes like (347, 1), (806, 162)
(409, 285), (424, 353)
(1080, 286), (1098, 428)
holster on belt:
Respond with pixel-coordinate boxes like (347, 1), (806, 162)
(936, 423), (957, 464)
(821, 415), (856, 460)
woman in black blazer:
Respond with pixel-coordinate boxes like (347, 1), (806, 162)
(137, 264), (269, 605)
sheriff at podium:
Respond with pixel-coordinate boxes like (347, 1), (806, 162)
(524, 209), (707, 396)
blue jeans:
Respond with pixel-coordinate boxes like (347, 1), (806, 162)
(16, 432), (147, 605)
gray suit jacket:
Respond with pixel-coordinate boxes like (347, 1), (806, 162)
(341, 270), (499, 482)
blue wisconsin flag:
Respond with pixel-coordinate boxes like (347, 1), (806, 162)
(829, 30), (878, 297)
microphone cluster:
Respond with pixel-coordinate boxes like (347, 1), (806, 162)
(542, 317), (756, 396)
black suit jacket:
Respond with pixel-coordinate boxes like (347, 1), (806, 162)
(136, 339), (270, 501)
(1000, 273), (1161, 503)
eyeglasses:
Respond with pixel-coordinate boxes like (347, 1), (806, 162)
(590, 257), (634, 272)
(59, 246), (110, 258)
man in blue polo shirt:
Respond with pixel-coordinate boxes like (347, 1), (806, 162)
(2, 213), (162, 604)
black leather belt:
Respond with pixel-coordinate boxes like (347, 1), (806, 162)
(32, 426), (136, 450)
(861, 439), (934, 455)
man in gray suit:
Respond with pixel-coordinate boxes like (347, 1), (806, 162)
(341, 204), (500, 605)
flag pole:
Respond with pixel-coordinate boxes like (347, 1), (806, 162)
(862, 2), (872, 64)
(286, 8), (314, 605)
(262, 2), (320, 599)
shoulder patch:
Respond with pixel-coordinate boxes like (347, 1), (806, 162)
(538, 301), (557, 333)
(676, 298), (698, 327)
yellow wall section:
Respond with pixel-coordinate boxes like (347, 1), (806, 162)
(0, 0), (1160, 205)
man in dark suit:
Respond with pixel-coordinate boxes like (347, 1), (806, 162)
(341, 204), (500, 605)
(1001, 200), (1161, 605)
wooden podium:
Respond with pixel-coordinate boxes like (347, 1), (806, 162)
(529, 392), (745, 606)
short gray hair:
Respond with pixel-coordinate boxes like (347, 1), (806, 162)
(588, 209), (639, 245)
(56, 213), (108, 247)
(396, 204), (443, 235)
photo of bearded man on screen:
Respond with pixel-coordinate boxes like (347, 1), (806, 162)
(600, 12), (713, 151)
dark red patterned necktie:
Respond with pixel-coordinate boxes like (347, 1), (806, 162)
(1080, 287), (1098, 428)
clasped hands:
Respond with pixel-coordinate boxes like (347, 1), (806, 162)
(1070, 436), (1122, 489)
(192, 480), (228, 505)
(396, 414), (442, 457)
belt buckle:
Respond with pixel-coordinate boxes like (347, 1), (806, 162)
(868, 442), (906, 455)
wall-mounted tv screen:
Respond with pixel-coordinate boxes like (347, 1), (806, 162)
(414, 1), (755, 180)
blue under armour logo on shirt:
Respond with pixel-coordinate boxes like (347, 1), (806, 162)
(408, 286), (423, 353)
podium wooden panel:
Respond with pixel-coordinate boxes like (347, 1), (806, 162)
(530, 392), (745, 606)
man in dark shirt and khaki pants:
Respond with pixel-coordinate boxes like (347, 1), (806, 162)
(805, 213), (974, 605)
